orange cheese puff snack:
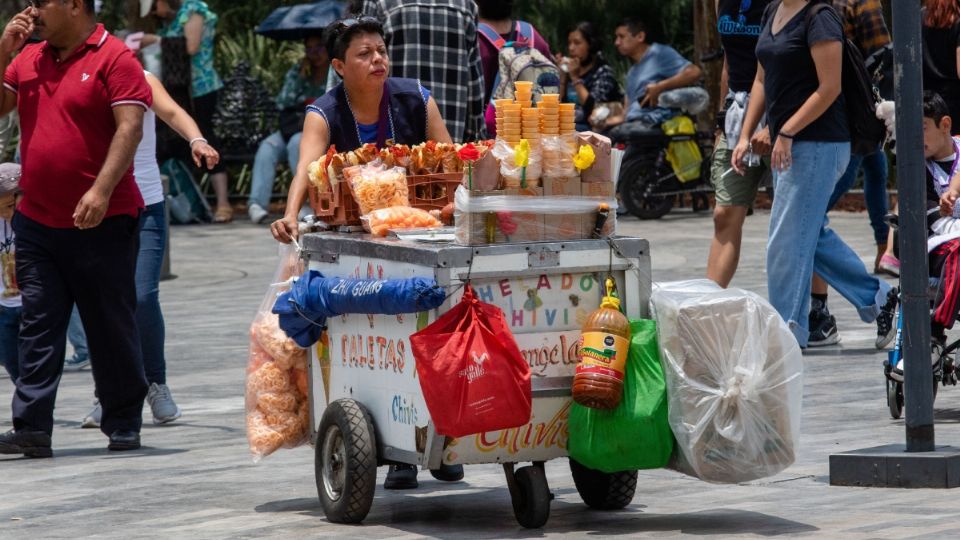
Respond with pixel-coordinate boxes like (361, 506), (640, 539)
(248, 338), (273, 374)
(264, 407), (307, 444)
(248, 361), (292, 395)
(293, 366), (309, 398)
(350, 165), (409, 214)
(253, 313), (302, 366)
(365, 206), (443, 236)
(247, 410), (285, 458)
(258, 391), (299, 416)
(297, 400), (310, 431)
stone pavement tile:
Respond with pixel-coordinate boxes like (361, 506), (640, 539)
(0, 212), (959, 538)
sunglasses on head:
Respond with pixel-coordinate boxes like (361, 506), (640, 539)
(334, 16), (381, 35)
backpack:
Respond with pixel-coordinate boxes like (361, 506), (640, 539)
(478, 21), (561, 103)
(161, 158), (211, 224)
(864, 42), (894, 101)
(805, 2), (886, 156)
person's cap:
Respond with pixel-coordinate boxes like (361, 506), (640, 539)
(140, 0), (153, 18)
(0, 163), (20, 196)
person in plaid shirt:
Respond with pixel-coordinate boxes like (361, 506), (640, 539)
(834, 0), (890, 58)
(361, 0), (486, 143)
(808, 0), (893, 347)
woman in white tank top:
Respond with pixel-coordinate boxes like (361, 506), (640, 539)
(70, 71), (220, 427)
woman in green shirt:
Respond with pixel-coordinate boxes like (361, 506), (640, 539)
(143, 0), (231, 222)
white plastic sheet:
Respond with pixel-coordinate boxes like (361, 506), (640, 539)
(650, 279), (803, 483)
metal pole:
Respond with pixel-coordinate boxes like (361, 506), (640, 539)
(892, 0), (935, 452)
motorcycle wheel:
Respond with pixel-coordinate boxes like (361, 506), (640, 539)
(617, 156), (674, 220)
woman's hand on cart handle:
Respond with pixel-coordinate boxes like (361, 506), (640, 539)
(271, 215), (300, 244)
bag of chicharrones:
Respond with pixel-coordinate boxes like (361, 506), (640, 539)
(649, 279), (803, 483)
(246, 243), (310, 461)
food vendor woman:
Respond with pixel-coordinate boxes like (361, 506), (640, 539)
(272, 17), (452, 243)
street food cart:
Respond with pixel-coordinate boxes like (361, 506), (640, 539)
(300, 232), (651, 528)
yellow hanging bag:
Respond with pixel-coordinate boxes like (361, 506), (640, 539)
(661, 116), (702, 183)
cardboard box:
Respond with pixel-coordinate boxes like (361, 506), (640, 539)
(465, 151), (501, 191)
(454, 190), (507, 245)
(577, 131), (613, 183)
(504, 187), (545, 243)
(542, 176), (583, 240)
(455, 189), (545, 244)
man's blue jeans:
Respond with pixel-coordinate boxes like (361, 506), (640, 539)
(248, 131), (301, 210)
(827, 147), (890, 245)
(0, 304), (19, 380)
(68, 202), (168, 384)
(768, 141), (892, 347)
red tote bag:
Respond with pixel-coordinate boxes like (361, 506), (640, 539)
(410, 284), (532, 438)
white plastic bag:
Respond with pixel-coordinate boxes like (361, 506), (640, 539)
(650, 279), (803, 483)
(246, 244), (310, 462)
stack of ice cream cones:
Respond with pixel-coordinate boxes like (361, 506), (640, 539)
(559, 102), (576, 134)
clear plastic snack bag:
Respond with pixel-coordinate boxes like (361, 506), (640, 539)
(246, 243), (310, 462)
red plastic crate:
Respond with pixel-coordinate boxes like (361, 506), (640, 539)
(407, 173), (462, 211)
(308, 181), (362, 227)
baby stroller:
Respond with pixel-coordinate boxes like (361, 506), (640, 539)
(883, 211), (960, 418)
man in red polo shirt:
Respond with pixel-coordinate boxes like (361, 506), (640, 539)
(0, 0), (152, 457)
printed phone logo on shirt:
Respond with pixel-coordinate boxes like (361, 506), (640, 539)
(81, 73), (91, 82)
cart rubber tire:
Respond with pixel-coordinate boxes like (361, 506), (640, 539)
(569, 458), (637, 510)
(511, 466), (551, 529)
(887, 380), (903, 420)
(315, 399), (378, 524)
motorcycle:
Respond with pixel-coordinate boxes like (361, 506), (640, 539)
(611, 105), (774, 220)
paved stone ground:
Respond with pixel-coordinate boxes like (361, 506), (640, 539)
(2, 207), (959, 539)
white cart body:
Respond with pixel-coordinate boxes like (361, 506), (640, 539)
(302, 234), (650, 469)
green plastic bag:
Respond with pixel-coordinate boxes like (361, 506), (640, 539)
(568, 319), (673, 472)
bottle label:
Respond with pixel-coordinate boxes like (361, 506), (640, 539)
(576, 331), (629, 380)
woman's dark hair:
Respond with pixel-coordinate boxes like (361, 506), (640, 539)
(326, 17), (385, 61)
(475, 0), (514, 21)
(162, 0), (182, 12)
(924, 91), (952, 124)
(926, 0), (960, 29)
(569, 21), (605, 66)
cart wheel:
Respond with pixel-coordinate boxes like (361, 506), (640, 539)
(511, 466), (551, 529)
(315, 399), (378, 524)
(887, 380), (903, 420)
(569, 458), (637, 510)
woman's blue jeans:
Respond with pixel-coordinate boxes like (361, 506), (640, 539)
(67, 202), (168, 384)
(768, 141), (892, 347)
(248, 131), (301, 211)
(827, 146), (890, 245)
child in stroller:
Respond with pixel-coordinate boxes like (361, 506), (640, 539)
(887, 91), (960, 384)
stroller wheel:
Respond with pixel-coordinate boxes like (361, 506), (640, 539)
(887, 379), (904, 419)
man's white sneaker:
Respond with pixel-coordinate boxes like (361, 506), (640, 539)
(248, 203), (269, 224)
(81, 400), (101, 429)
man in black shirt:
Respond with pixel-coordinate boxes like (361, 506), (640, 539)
(706, 0), (773, 288)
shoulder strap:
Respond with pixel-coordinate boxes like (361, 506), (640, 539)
(477, 22), (506, 50)
(516, 21), (534, 43)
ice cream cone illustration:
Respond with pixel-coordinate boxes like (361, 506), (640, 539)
(315, 331), (332, 405)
